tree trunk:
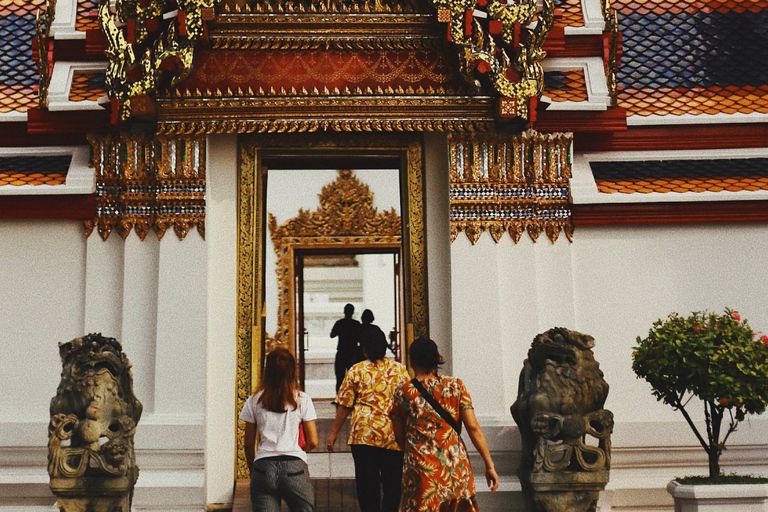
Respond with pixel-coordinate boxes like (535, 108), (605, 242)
(708, 449), (721, 479)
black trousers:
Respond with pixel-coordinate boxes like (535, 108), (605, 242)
(349, 444), (404, 512)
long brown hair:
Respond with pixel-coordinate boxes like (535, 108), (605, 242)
(256, 348), (299, 413)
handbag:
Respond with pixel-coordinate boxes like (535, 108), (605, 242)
(298, 422), (306, 449)
(411, 378), (462, 435)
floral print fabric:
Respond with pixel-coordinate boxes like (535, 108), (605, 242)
(391, 376), (479, 512)
(336, 358), (410, 450)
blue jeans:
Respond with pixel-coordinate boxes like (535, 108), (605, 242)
(250, 457), (314, 512)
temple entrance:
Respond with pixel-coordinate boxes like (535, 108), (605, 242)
(235, 134), (429, 478)
(296, 250), (403, 399)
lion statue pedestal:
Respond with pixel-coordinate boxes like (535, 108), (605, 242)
(511, 328), (613, 512)
(48, 333), (142, 512)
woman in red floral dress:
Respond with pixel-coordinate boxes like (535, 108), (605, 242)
(391, 337), (498, 512)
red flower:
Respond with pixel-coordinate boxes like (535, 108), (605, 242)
(668, 312), (677, 318)
(693, 324), (700, 333)
(761, 335), (768, 345)
(719, 397), (729, 407)
(733, 312), (741, 321)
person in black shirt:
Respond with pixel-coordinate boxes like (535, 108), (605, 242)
(358, 309), (387, 361)
(330, 303), (362, 394)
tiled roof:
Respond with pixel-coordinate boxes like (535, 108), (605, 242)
(616, 0), (768, 118)
(0, 155), (71, 186)
(0, 0), (44, 114)
(555, 0), (585, 27)
(69, 70), (107, 102)
(544, 69), (589, 102)
(591, 158), (768, 193)
(75, 0), (99, 32)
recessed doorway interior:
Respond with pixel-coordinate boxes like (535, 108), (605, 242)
(297, 250), (403, 400)
(264, 165), (403, 400)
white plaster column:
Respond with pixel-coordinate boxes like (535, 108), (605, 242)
(120, 233), (160, 412)
(153, 232), (206, 416)
(205, 134), (239, 506)
(424, 132), (453, 374)
(450, 234), (507, 419)
(84, 234), (125, 338)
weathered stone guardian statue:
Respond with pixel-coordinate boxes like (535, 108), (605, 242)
(511, 328), (613, 512)
(48, 333), (142, 512)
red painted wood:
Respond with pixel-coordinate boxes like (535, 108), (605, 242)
(27, 108), (113, 134)
(0, 123), (89, 147)
(574, 124), (768, 152)
(572, 200), (768, 226)
(0, 194), (96, 220)
(533, 106), (628, 133)
(546, 34), (604, 57)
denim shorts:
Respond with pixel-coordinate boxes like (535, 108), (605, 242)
(250, 456), (314, 512)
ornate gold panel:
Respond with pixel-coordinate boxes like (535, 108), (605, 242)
(235, 133), (427, 478)
(267, 170), (402, 352)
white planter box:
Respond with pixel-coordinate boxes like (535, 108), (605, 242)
(667, 480), (768, 512)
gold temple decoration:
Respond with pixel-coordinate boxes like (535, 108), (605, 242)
(431, 0), (554, 120)
(236, 134), (428, 479)
(86, 134), (206, 241)
(449, 131), (573, 244)
(98, 0), (216, 120)
(35, 0), (56, 108)
(606, 10), (620, 107)
(267, 170), (402, 351)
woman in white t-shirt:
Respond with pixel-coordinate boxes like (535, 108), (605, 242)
(240, 348), (319, 512)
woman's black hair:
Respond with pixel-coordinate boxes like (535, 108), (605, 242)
(361, 309), (374, 324)
(409, 336), (443, 371)
(362, 336), (387, 361)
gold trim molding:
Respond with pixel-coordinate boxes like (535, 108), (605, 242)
(235, 133), (428, 479)
(449, 131), (573, 244)
(267, 170), (402, 352)
(156, 96), (496, 134)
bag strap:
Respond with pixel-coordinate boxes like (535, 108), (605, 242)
(411, 378), (462, 435)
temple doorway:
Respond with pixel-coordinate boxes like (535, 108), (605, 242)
(235, 134), (429, 478)
(296, 250), (403, 399)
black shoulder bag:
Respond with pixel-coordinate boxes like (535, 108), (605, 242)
(411, 378), (462, 435)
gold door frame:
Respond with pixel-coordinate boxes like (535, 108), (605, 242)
(235, 133), (428, 478)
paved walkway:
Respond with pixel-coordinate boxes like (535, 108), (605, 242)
(233, 478), (361, 512)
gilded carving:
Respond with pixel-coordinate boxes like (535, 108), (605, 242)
(430, 0), (554, 120)
(449, 131), (573, 245)
(48, 333), (142, 512)
(85, 134), (206, 241)
(235, 134), (427, 478)
(98, 0), (216, 120)
(235, 142), (258, 480)
(268, 170), (402, 351)
(35, 0), (55, 108)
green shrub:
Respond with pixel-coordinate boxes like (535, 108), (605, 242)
(633, 309), (768, 479)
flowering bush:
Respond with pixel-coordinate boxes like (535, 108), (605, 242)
(633, 309), (768, 479)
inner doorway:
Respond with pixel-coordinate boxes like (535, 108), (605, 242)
(296, 250), (403, 399)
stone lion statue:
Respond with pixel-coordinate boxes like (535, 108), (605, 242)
(48, 333), (142, 512)
(511, 327), (613, 512)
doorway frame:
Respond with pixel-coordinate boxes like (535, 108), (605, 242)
(235, 133), (428, 478)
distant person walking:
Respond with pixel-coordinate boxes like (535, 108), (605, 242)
(326, 333), (410, 512)
(391, 337), (499, 512)
(330, 303), (362, 393)
(358, 309), (388, 357)
(240, 348), (319, 512)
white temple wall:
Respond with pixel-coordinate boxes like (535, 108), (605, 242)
(0, 218), (207, 510)
(450, 222), (768, 509)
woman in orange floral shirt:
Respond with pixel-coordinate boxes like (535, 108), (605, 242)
(391, 337), (498, 512)
(326, 323), (410, 512)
